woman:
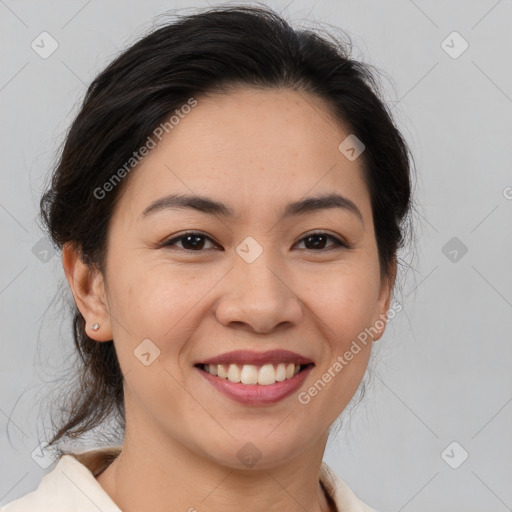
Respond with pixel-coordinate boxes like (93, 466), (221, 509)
(2, 4), (414, 512)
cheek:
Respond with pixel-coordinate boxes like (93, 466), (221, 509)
(107, 261), (221, 379)
(109, 257), (201, 334)
(106, 269), (195, 395)
(300, 263), (380, 344)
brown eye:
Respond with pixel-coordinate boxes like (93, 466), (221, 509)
(162, 232), (219, 251)
(161, 231), (349, 252)
(295, 232), (348, 251)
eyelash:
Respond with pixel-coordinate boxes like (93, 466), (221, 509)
(161, 231), (351, 252)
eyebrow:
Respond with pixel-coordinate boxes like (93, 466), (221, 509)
(139, 192), (364, 225)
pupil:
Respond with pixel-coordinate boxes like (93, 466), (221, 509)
(184, 235), (204, 250)
(306, 234), (326, 249)
(181, 234), (328, 250)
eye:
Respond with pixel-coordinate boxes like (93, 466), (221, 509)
(161, 232), (220, 251)
(294, 231), (349, 251)
(161, 230), (350, 252)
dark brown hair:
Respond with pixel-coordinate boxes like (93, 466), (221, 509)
(38, 3), (416, 451)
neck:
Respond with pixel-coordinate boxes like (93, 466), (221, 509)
(96, 429), (335, 512)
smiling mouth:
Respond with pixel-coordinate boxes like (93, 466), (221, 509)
(195, 362), (315, 386)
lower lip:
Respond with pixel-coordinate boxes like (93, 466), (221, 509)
(196, 365), (314, 405)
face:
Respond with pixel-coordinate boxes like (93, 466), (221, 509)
(70, 87), (393, 469)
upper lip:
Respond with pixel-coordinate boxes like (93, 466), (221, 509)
(196, 349), (314, 366)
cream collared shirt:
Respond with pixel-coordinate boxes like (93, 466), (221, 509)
(1, 447), (378, 512)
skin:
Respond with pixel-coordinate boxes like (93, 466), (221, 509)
(63, 87), (395, 512)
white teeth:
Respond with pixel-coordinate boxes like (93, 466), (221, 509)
(217, 364), (228, 379)
(227, 364), (241, 383)
(275, 363), (287, 382)
(258, 364), (275, 385)
(203, 362), (305, 385)
(240, 365), (258, 385)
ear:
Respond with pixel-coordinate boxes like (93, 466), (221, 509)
(62, 242), (113, 342)
(372, 258), (397, 342)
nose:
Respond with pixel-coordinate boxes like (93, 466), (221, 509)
(214, 251), (303, 334)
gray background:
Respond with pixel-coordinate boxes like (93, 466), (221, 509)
(1, 1), (511, 511)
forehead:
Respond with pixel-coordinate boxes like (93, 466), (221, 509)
(114, 87), (372, 224)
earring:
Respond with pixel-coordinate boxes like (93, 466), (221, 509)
(91, 323), (100, 331)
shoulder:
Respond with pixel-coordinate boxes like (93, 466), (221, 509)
(320, 461), (379, 512)
(1, 451), (122, 512)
